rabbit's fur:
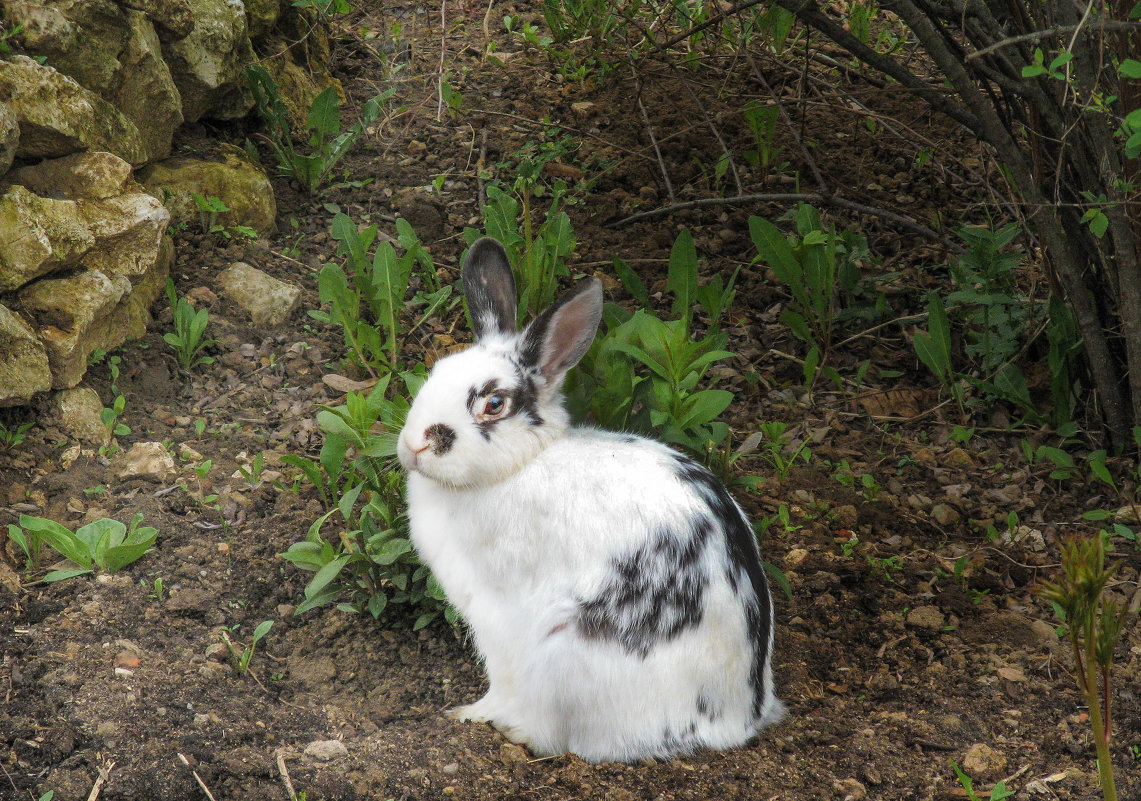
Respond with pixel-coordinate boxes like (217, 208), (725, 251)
(397, 238), (782, 762)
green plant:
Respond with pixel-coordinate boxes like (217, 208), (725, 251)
(247, 64), (393, 194)
(141, 576), (165, 600)
(0, 419), (33, 450)
(11, 514), (158, 582)
(1039, 535), (1131, 800)
(741, 100), (784, 173)
(464, 184), (575, 324)
(237, 452), (266, 488)
(220, 620), (273, 674)
(950, 759), (1014, 800)
(750, 204), (869, 390)
(567, 230), (738, 457)
(101, 393), (130, 441)
(281, 371), (451, 628)
(750, 422), (812, 481)
(164, 280), (217, 371)
(310, 214), (435, 374)
(191, 193), (229, 238)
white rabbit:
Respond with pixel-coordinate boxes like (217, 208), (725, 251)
(397, 237), (783, 762)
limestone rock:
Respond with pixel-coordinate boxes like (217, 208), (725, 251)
(50, 386), (110, 446)
(303, 739), (348, 762)
(116, 441), (177, 481)
(217, 262), (300, 327)
(0, 185), (94, 291)
(118, 0), (195, 40)
(961, 742), (1007, 780)
(0, 55), (146, 164)
(245, 0), (282, 40)
(0, 302), (50, 406)
(8, 151), (132, 201)
(905, 605), (945, 631)
(137, 145), (277, 235)
(2, 1), (183, 160)
(0, 102), (17, 176)
(18, 269), (133, 389)
(162, 0), (255, 122)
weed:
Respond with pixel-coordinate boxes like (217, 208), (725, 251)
(567, 229), (739, 458)
(247, 64), (394, 194)
(949, 754), (1014, 799)
(1040, 535), (1131, 800)
(0, 419), (33, 450)
(191, 193), (229, 238)
(465, 184), (575, 324)
(750, 204), (869, 390)
(101, 393), (130, 442)
(237, 452), (266, 488)
(164, 280), (217, 371)
(311, 214), (433, 373)
(281, 371), (451, 627)
(140, 576), (165, 600)
(221, 620), (274, 674)
(11, 514), (158, 582)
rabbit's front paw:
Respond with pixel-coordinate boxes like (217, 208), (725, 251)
(446, 696), (500, 723)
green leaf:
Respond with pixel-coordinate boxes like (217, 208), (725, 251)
(251, 620), (274, 643)
(613, 257), (651, 307)
(42, 568), (93, 583)
(1120, 58), (1141, 79)
(372, 537), (412, 566)
(305, 554), (352, 599)
(666, 229), (698, 321)
(20, 516), (89, 568)
(308, 86), (341, 141)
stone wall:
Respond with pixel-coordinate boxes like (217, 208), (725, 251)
(0, 0), (338, 405)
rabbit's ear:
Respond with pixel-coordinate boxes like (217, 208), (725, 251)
(463, 238), (518, 340)
(520, 278), (603, 386)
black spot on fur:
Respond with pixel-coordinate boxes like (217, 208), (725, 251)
(577, 518), (711, 658)
(671, 454), (773, 719)
(425, 423), (456, 455)
(659, 721), (701, 755)
(696, 693), (722, 721)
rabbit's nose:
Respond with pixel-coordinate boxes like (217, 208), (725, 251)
(425, 423), (456, 455)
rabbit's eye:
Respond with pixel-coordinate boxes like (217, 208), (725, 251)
(483, 394), (507, 417)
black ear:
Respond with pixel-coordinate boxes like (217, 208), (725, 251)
(462, 238), (517, 340)
(519, 278), (603, 387)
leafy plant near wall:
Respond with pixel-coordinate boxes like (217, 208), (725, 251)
(246, 64), (394, 194)
(9, 515), (158, 581)
(164, 280), (217, 372)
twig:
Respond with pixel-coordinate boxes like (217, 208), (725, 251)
(477, 128), (489, 211)
(178, 754), (218, 801)
(965, 21), (1141, 60)
(436, 1), (447, 123)
(609, 192), (961, 251)
(634, 72), (676, 205)
(652, 0), (768, 51)
(276, 750), (298, 801)
(85, 759), (115, 801)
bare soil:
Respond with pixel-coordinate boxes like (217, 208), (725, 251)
(2, 3), (1139, 801)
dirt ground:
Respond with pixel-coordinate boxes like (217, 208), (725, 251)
(2, 3), (1140, 800)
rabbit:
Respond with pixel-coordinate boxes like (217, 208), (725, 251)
(396, 237), (783, 763)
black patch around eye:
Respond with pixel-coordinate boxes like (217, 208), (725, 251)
(468, 380), (500, 412)
(425, 423), (456, 455)
(670, 452), (773, 718)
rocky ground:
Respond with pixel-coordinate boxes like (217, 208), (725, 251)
(2, 3), (1140, 800)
